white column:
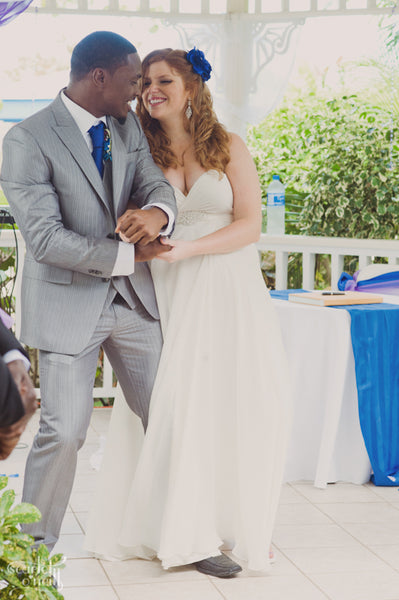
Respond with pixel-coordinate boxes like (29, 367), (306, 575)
(275, 251), (288, 290)
(331, 254), (344, 291)
(218, 15), (253, 137)
(302, 252), (316, 290)
(358, 255), (372, 270)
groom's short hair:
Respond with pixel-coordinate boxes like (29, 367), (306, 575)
(71, 31), (137, 80)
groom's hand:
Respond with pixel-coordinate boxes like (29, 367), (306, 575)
(135, 237), (172, 262)
(0, 420), (26, 460)
(116, 207), (168, 245)
(7, 360), (36, 407)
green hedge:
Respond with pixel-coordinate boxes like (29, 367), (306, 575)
(248, 91), (399, 240)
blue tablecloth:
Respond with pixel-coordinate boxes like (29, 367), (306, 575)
(270, 289), (399, 486)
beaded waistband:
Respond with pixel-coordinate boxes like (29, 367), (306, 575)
(176, 210), (230, 226)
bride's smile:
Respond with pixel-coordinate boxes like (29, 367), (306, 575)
(142, 60), (190, 120)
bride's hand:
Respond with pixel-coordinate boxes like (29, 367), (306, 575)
(156, 238), (194, 263)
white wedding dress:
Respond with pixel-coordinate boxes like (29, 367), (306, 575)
(85, 170), (291, 571)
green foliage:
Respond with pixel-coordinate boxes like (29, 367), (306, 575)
(0, 247), (16, 315)
(379, 4), (399, 57)
(0, 477), (65, 599)
(348, 57), (399, 117)
(248, 89), (399, 240)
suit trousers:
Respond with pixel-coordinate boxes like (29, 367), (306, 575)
(22, 298), (163, 549)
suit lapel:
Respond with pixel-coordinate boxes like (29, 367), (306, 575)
(108, 118), (127, 220)
(49, 95), (110, 213)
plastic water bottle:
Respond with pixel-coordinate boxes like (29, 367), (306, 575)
(266, 175), (285, 235)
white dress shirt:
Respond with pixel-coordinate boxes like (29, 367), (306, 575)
(3, 349), (30, 371)
(61, 92), (174, 276)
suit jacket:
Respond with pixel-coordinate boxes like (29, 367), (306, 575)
(0, 92), (177, 355)
(0, 319), (26, 427)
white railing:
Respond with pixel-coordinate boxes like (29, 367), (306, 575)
(27, 0), (392, 19)
(258, 233), (399, 290)
(2, 229), (399, 399)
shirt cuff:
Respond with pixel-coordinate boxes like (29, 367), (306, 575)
(112, 241), (135, 276)
(3, 350), (30, 372)
(142, 203), (175, 237)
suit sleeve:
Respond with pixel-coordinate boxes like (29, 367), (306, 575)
(0, 357), (25, 427)
(0, 319), (28, 360)
(0, 125), (119, 279)
(0, 322), (25, 427)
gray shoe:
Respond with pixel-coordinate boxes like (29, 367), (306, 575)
(194, 554), (242, 578)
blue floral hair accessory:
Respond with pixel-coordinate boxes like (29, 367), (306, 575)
(186, 47), (212, 82)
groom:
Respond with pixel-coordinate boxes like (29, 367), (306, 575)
(0, 31), (176, 549)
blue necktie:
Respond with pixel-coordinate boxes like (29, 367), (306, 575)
(88, 122), (105, 177)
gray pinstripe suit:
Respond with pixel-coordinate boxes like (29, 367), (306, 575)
(0, 92), (177, 548)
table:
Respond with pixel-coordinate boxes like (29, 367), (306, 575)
(271, 295), (374, 488)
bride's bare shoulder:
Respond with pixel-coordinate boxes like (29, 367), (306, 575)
(227, 132), (253, 163)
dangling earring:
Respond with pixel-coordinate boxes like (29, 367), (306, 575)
(185, 99), (192, 119)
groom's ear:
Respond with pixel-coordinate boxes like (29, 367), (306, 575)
(92, 68), (106, 87)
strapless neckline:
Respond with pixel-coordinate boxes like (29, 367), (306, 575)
(173, 170), (224, 199)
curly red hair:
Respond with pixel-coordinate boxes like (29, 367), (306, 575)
(136, 48), (230, 172)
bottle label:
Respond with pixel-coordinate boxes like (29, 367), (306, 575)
(267, 193), (285, 207)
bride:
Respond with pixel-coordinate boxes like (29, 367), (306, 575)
(85, 47), (291, 577)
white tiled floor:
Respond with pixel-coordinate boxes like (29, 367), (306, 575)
(2, 408), (399, 600)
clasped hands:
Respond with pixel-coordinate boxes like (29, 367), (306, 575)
(115, 206), (172, 262)
(0, 360), (37, 460)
